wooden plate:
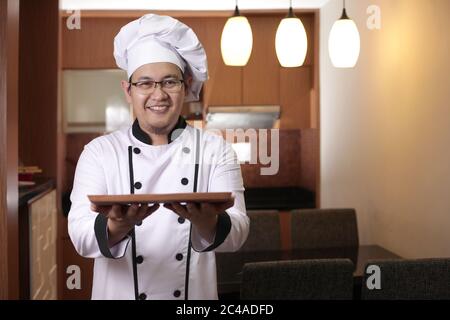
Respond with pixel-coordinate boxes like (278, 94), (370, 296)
(88, 192), (232, 206)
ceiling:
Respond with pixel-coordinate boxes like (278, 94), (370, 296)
(60, 0), (331, 11)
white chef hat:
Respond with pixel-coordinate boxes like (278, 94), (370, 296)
(113, 14), (208, 102)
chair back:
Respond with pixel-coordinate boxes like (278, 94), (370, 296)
(239, 210), (281, 252)
(291, 208), (358, 250)
(241, 258), (354, 300)
(362, 258), (450, 300)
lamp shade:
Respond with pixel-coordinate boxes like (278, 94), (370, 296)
(221, 16), (253, 66)
(275, 17), (308, 67)
(328, 16), (360, 68)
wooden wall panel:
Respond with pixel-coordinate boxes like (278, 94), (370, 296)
(300, 129), (318, 191)
(182, 17), (243, 106)
(61, 132), (98, 300)
(64, 133), (102, 193)
(18, 0), (60, 300)
(242, 16), (280, 105)
(312, 9), (321, 205)
(62, 17), (133, 69)
(280, 67), (312, 129)
(0, 0), (20, 300)
(61, 133), (96, 299)
(19, 0), (59, 180)
(237, 130), (302, 188)
(279, 210), (292, 251)
(298, 14), (315, 67)
(62, 238), (94, 300)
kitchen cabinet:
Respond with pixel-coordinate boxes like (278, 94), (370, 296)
(19, 181), (57, 299)
(29, 189), (58, 300)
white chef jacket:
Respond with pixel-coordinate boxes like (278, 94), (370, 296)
(68, 118), (249, 300)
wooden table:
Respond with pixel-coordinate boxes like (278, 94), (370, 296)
(216, 245), (401, 299)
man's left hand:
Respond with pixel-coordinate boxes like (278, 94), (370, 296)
(163, 197), (234, 243)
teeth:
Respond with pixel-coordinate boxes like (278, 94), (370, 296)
(147, 106), (168, 111)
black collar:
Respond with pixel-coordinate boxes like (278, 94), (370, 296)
(132, 116), (187, 145)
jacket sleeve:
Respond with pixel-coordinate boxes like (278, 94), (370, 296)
(68, 140), (131, 259)
(191, 139), (249, 252)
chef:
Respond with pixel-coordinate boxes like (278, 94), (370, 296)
(68, 14), (249, 300)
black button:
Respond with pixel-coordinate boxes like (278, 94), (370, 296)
(182, 147), (190, 154)
(181, 178), (189, 185)
(178, 217), (185, 224)
(175, 253), (183, 261)
(134, 182), (142, 189)
(136, 221), (142, 226)
(139, 293), (147, 300)
(133, 147), (141, 154)
(173, 290), (181, 298)
(136, 255), (144, 264)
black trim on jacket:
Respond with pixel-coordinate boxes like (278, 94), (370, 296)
(128, 146), (140, 300)
(94, 214), (130, 259)
(132, 116), (187, 145)
(195, 212), (233, 253)
(184, 128), (199, 300)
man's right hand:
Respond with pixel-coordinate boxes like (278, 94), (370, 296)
(91, 203), (160, 248)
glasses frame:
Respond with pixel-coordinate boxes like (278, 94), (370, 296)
(129, 78), (185, 94)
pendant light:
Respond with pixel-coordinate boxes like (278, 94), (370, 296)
(221, 0), (253, 66)
(275, 0), (308, 67)
(328, 0), (361, 68)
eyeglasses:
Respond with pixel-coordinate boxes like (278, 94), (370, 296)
(129, 78), (185, 94)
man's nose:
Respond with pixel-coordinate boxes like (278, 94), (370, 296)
(150, 84), (168, 99)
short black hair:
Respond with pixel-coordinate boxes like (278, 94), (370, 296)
(127, 75), (132, 92)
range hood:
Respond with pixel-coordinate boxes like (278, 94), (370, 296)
(205, 105), (280, 130)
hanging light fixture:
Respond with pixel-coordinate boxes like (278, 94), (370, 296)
(221, 0), (253, 66)
(275, 0), (308, 67)
(328, 0), (361, 68)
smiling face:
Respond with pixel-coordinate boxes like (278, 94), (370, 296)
(121, 62), (190, 138)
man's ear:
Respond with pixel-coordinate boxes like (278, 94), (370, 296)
(120, 80), (133, 104)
